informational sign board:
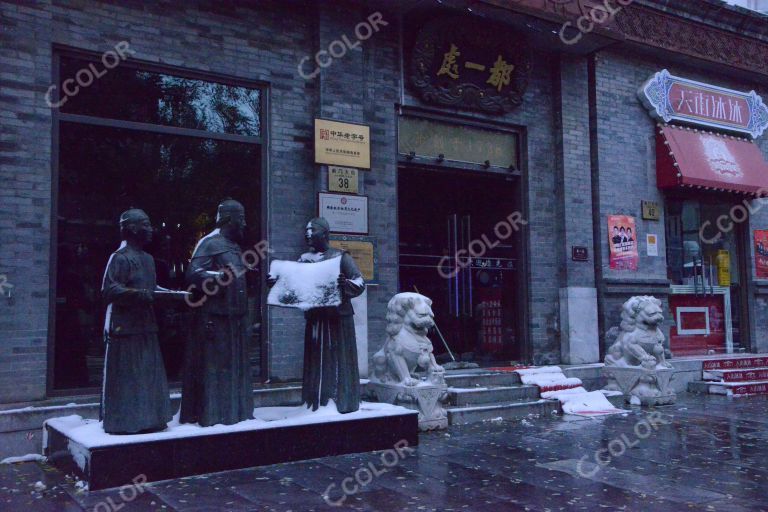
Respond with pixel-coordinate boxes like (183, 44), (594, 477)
(318, 193), (368, 234)
(571, 246), (588, 262)
(328, 166), (359, 194)
(641, 200), (660, 221)
(608, 215), (639, 271)
(755, 230), (768, 279)
(315, 119), (370, 169)
(646, 234), (659, 257)
(329, 235), (378, 284)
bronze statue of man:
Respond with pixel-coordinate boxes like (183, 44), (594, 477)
(181, 199), (254, 426)
(101, 209), (172, 434)
(268, 217), (365, 413)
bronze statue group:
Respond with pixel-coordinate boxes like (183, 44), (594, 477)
(100, 201), (364, 435)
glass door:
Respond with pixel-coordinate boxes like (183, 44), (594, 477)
(398, 168), (522, 363)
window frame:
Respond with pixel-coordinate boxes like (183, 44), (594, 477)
(47, 45), (271, 397)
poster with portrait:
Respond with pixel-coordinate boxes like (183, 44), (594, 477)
(608, 215), (639, 271)
(755, 230), (768, 279)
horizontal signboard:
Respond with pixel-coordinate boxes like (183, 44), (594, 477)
(639, 69), (768, 139)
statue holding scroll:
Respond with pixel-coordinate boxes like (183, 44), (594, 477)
(267, 217), (365, 413)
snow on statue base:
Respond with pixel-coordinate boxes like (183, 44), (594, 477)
(43, 403), (418, 491)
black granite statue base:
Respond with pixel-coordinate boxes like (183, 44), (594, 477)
(44, 405), (418, 490)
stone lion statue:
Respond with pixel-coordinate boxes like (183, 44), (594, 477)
(605, 296), (671, 370)
(372, 292), (444, 386)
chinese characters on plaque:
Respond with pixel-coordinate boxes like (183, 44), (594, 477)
(410, 17), (530, 114)
(314, 119), (370, 169)
(318, 193), (368, 234)
(639, 69), (768, 138)
(436, 44), (515, 93)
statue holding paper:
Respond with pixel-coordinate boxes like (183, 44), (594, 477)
(267, 217), (365, 413)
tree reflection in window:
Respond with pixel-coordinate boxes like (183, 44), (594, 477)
(60, 57), (261, 137)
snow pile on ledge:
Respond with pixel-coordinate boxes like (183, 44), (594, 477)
(1, 454), (47, 464)
(44, 402), (412, 449)
(515, 366), (582, 393)
(515, 366), (623, 417)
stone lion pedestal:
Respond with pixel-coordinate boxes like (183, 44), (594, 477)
(369, 293), (449, 431)
(603, 366), (676, 406)
(368, 381), (448, 431)
(602, 296), (677, 406)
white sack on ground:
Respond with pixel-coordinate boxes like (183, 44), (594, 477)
(267, 256), (341, 311)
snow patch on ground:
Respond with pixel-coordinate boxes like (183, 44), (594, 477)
(0, 453), (46, 464)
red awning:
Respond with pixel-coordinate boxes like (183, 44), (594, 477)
(656, 124), (768, 195)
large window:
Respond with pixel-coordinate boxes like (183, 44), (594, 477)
(51, 52), (265, 391)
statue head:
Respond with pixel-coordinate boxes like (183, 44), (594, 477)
(119, 208), (152, 246)
(305, 217), (330, 252)
(385, 292), (435, 338)
(620, 296), (664, 333)
(216, 199), (246, 241)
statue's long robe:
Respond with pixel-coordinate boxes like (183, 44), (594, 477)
(181, 232), (254, 426)
(299, 248), (365, 413)
(101, 244), (172, 434)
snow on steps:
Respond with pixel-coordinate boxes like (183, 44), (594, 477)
(515, 366), (624, 417)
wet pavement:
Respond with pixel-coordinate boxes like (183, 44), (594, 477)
(2, 394), (767, 511)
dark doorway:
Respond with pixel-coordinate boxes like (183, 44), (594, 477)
(398, 167), (525, 364)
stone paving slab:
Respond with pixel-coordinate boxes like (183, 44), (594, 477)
(1, 394), (768, 511)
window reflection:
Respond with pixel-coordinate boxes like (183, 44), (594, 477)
(60, 57), (261, 137)
(54, 124), (262, 390)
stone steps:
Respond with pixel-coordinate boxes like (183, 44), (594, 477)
(701, 356), (768, 371)
(444, 371), (521, 388)
(703, 367), (768, 382)
(446, 399), (560, 425)
(447, 385), (540, 406)
(688, 380), (768, 397)
(689, 355), (768, 398)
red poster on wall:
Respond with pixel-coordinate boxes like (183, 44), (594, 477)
(608, 215), (639, 271)
(755, 230), (768, 279)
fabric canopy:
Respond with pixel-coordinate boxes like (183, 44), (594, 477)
(656, 124), (768, 195)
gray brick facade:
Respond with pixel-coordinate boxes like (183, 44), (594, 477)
(2, 0), (768, 405)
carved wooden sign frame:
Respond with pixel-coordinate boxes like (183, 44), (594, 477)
(409, 17), (531, 115)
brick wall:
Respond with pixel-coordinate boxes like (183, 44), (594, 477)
(593, 47), (768, 353)
(0, 0), (336, 399)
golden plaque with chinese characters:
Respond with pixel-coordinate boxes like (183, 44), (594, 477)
(410, 16), (531, 114)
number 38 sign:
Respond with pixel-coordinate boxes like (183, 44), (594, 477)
(329, 166), (359, 194)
